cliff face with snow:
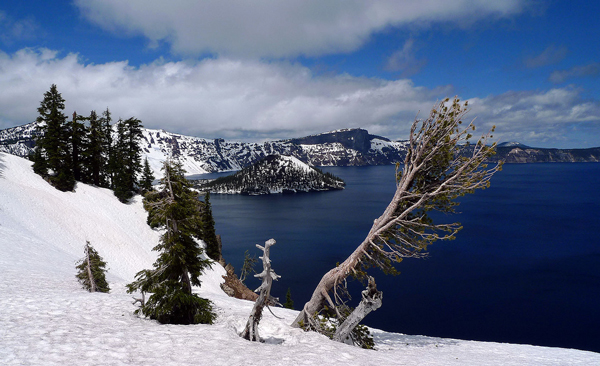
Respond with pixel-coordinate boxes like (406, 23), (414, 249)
(195, 154), (345, 195)
(1, 123), (409, 176)
(4, 122), (600, 178)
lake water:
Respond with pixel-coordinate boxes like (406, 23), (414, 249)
(198, 163), (600, 352)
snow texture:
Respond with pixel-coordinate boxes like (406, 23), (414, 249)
(1, 152), (598, 365)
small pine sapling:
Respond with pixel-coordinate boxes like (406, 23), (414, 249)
(239, 249), (258, 284)
(75, 241), (110, 293)
(283, 287), (294, 309)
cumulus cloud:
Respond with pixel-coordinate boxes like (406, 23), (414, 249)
(74, 0), (526, 58)
(0, 48), (450, 140)
(549, 62), (600, 84)
(468, 88), (600, 146)
(1, 48), (598, 148)
(524, 45), (567, 68)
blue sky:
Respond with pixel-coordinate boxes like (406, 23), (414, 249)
(1, 0), (599, 148)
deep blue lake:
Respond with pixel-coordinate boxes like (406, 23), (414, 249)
(197, 163), (600, 352)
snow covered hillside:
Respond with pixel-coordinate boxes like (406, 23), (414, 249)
(1, 152), (598, 365)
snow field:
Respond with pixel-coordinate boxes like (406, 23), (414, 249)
(1, 152), (598, 365)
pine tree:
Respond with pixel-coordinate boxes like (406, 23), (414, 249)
(201, 192), (221, 261)
(112, 117), (144, 202)
(127, 160), (215, 325)
(99, 108), (113, 188)
(34, 84), (75, 191)
(283, 287), (294, 309)
(75, 241), (110, 293)
(81, 110), (105, 186)
(70, 111), (87, 183)
(140, 158), (155, 193)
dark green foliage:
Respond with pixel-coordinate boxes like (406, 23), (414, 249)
(307, 305), (375, 349)
(140, 158), (155, 193)
(127, 160), (216, 325)
(70, 112), (87, 182)
(112, 117), (144, 202)
(31, 146), (47, 176)
(34, 84), (75, 191)
(81, 110), (107, 186)
(201, 192), (220, 261)
(75, 241), (110, 293)
(99, 108), (113, 188)
(283, 287), (294, 310)
(239, 249), (258, 283)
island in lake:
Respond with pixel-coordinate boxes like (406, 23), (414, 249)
(193, 154), (345, 195)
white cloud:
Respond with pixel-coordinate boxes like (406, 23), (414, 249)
(549, 62), (600, 84)
(1, 48), (598, 148)
(467, 88), (600, 146)
(524, 45), (568, 68)
(74, 0), (526, 58)
(385, 38), (427, 76)
(0, 11), (39, 45)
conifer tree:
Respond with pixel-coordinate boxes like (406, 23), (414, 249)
(34, 84), (75, 191)
(127, 160), (215, 325)
(70, 111), (87, 182)
(82, 110), (105, 186)
(283, 287), (294, 309)
(76, 241), (110, 293)
(112, 117), (144, 202)
(201, 192), (220, 261)
(140, 157), (155, 193)
(99, 108), (113, 188)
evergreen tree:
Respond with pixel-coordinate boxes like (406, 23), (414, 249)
(283, 287), (294, 309)
(140, 157), (155, 193)
(34, 84), (75, 191)
(81, 110), (105, 186)
(201, 192), (221, 261)
(127, 160), (215, 325)
(70, 111), (87, 183)
(75, 241), (110, 293)
(112, 117), (144, 202)
(99, 108), (113, 188)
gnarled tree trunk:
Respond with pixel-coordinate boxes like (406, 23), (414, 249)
(333, 276), (382, 345)
(241, 239), (280, 342)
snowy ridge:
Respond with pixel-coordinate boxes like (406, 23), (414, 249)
(1, 123), (409, 178)
(1, 152), (599, 365)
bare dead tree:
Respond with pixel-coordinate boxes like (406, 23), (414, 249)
(332, 276), (382, 345)
(292, 97), (503, 334)
(241, 239), (281, 342)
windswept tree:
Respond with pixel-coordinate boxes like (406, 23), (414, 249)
(127, 160), (215, 325)
(75, 241), (110, 293)
(292, 98), (503, 343)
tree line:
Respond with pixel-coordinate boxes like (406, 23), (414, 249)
(31, 84), (154, 201)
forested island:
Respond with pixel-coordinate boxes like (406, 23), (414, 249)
(193, 154), (345, 195)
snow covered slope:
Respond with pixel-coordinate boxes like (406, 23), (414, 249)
(1, 152), (598, 365)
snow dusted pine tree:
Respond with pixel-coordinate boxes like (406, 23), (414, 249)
(75, 241), (110, 293)
(127, 160), (215, 325)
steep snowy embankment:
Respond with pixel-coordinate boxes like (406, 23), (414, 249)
(0, 152), (598, 366)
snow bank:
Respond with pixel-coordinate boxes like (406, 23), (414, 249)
(1, 152), (598, 365)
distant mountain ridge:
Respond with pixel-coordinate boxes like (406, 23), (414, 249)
(1, 122), (599, 177)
